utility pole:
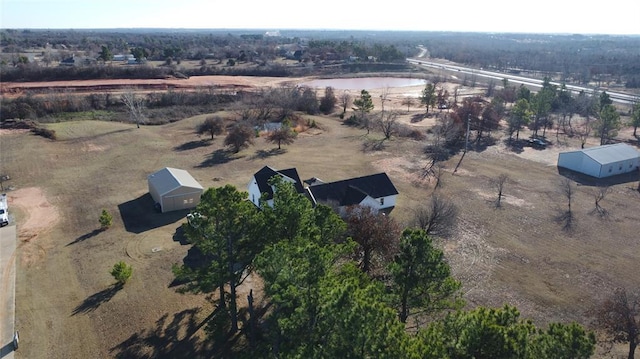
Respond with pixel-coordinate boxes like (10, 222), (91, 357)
(464, 114), (471, 153)
(454, 114), (471, 175)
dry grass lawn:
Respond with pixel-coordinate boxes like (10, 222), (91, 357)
(1, 78), (639, 358)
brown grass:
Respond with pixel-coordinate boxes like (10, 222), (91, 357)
(1, 78), (639, 358)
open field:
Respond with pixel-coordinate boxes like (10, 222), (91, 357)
(1, 77), (639, 358)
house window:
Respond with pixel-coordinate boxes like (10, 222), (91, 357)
(619, 165), (623, 171)
(189, 198), (194, 204)
(608, 167), (612, 173)
(183, 199), (189, 205)
(380, 197), (385, 206)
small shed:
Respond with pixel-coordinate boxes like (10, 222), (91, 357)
(148, 167), (204, 213)
(557, 143), (640, 178)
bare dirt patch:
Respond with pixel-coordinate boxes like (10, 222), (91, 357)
(0, 129), (31, 136)
(7, 187), (60, 266)
(0, 75), (295, 97)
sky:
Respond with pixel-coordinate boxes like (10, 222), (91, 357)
(1, 0), (639, 35)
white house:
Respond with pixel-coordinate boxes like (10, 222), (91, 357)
(557, 143), (640, 178)
(306, 172), (399, 214)
(148, 167), (204, 213)
(248, 166), (304, 208)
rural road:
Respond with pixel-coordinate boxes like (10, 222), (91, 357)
(407, 56), (637, 105)
(0, 224), (16, 359)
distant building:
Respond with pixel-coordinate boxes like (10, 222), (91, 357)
(557, 143), (640, 178)
(113, 54), (136, 62)
(59, 55), (76, 66)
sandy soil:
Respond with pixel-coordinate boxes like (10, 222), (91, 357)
(0, 75), (295, 97)
(7, 187), (60, 266)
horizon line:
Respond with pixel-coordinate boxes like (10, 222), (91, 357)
(3, 28), (639, 37)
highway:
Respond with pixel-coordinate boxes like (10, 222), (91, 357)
(407, 57), (638, 105)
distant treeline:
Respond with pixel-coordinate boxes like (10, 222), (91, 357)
(0, 88), (237, 123)
(2, 29), (639, 88)
(0, 63), (298, 82)
(423, 33), (640, 88)
(0, 64), (171, 82)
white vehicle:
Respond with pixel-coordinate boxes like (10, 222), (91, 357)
(0, 193), (9, 227)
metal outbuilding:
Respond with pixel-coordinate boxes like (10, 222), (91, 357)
(557, 143), (640, 178)
(147, 167), (204, 213)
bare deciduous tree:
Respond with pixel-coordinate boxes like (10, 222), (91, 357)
(266, 122), (297, 149)
(591, 185), (610, 217)
(379, 87), (390, 115)
(197, 115), (225, 140)
(557, 178), (575, 231)
(378, 111), (399, 140)
(412, 193), (458, 238)
(594, 287), (639, 359)
(576, 117), (593, 149)
(401, 97), (415, 112)
(344, 205), (401, 274)
(339, 91), (352, 116)
(224, 123), (254, 153)
(432, 162), (446, 189)
(121, 89), (146, 128)
(423, 116), (463, 177)
(491, 174), (509, 208)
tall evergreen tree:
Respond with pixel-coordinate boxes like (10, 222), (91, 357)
(389, 229), (462, 323)
(173, 185), (261, 334)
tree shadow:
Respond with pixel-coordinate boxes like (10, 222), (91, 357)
(197, 149), (240, 167)
(66, 229), (103, 246)
(362, 138), (387, 152)
(471, 136), (497, 153)
(72, 284), (122, 315)
(172, 225), (190, 246)
(554, 210), (575, 233)
(118, 193), (190, 234)
(65, 128), (134, 143)
(174, 139), (212, 151)
(411, 113), (428, 123)
(250, 148), (286, 160)
(169, 246), (214, 288)
(503, 138), (526, 153)
(109, 308), (215, 359)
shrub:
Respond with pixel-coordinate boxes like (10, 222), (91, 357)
(110, 261), (133, 285)
(99, 209), (113, 230)
(31, 126), (57, 140)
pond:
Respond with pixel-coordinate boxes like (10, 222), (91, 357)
(301, 77), (427, 90)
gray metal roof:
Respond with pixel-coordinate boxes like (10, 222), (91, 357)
(148, 167), (203, 196)
(581, 143), (640, 165)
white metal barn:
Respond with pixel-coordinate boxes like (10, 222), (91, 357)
(148, 167), (204, 213)
(557, 143), (640, 178)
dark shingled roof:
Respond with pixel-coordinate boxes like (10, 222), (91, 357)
(253, 166), (304, 200)
(307, 173), (398, 206)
